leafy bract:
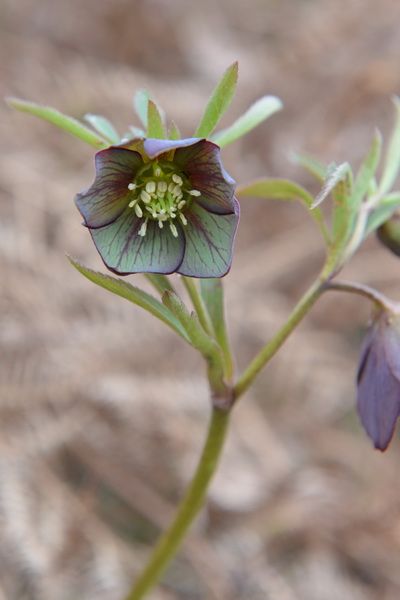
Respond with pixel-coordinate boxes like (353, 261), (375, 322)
(69, 258), (190, 342)
(213, 95), (282, 148)
(7, 98), (108, 149)
(195, 62), (238, 138)
(147, 100), (166, 139)
(379, 97), (400, 195)
(133, 89), (150, 129)
(237, 178), (328, 241)
(84, 114), (120, 144)
(291, 152), (327, 182)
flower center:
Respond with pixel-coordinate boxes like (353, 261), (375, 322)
(126, 160), (201, 237)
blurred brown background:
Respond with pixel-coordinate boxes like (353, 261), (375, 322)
(2, 1), (400, 598)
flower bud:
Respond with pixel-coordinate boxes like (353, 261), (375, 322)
(357, 309), (400, 450)
(377, 213), (400, 257)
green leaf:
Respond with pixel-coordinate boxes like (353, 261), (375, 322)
(168, 120), (181, 140)
(312, 162), (351, 208)
(147, 100), (166, 139)
(331, 169), (354, 244)
(127, 125), (146, 138)
(366, 192), (400, 235)
(162, 291), (221, 359)
(200, 279), (224, 335)
(200, 279), (233, 378)
(212, 95), (282, 148)
(69, 258), (189, 342)
(379, 97), (400, 195)
(195, 62), (238, 138)
(6, 97), (109, 149)
(133, 89), (150, 129)
(237, 178), (329, 241)
(351, 130), (382, 209)
(145, 274), (176, 296)
(292, 152), (327, 183)
(84, 114), (120, 144)
(237, 178), (314, 205)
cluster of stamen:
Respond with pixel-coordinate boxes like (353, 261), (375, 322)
(126, 162), (201, 238)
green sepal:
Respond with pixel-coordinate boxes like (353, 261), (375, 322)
(212, 95), (282, 148)
(84, 114), (120, 144)
(6, 98), (109, 149)
(147, 100), (166, 139)
(195, 62), (238, 138)
(69, 258), (189, 342)
(133, 89), (150, 129)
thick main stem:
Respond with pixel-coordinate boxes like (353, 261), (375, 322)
(234, 275), (326, 400)
(124, 407), (230, 600)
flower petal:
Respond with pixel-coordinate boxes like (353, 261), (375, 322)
(89, 209), (185, 275)
(178, 199), (239, 278)
(357, 333), (400, 450)
(143, 137), (202, 159)
(76, 148), (143, 228)
(174, 140), (236, 215)
(383, 317), (400, 381)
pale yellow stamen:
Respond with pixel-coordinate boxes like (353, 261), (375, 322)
(141, 190), (152, 203)
(172, 174), (183, 185)
(134, 204), (143, 218)
(146, 181), (156, 194)
(169, 222), (178, 237)
(138, 220), (148, 237)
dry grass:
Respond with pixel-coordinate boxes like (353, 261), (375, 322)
(2, 1), (400, 598)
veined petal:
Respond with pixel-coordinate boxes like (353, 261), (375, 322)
(76, 148), (143, 228)
(174, 140), (236, 215)
(178, 199), (239, 278)
(357, 331), (400, 450)
(89, 209), (185, 275)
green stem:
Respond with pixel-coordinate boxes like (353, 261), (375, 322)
(182, 277), (214, 335)
(124, 407), (230, 600)
(234, 274), (326, 400)
(326, 279), (398, 312)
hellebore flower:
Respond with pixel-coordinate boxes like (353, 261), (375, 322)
(75, 138), (239, 277)
(357, 309), (400, 450)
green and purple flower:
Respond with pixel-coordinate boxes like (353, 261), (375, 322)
(75, 137), (239, 278)
(357, 309), (400, 450)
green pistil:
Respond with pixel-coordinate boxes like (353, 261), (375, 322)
(126, 162), (201, 238)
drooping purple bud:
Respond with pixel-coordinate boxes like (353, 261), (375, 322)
(357, 310), (400, 450)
